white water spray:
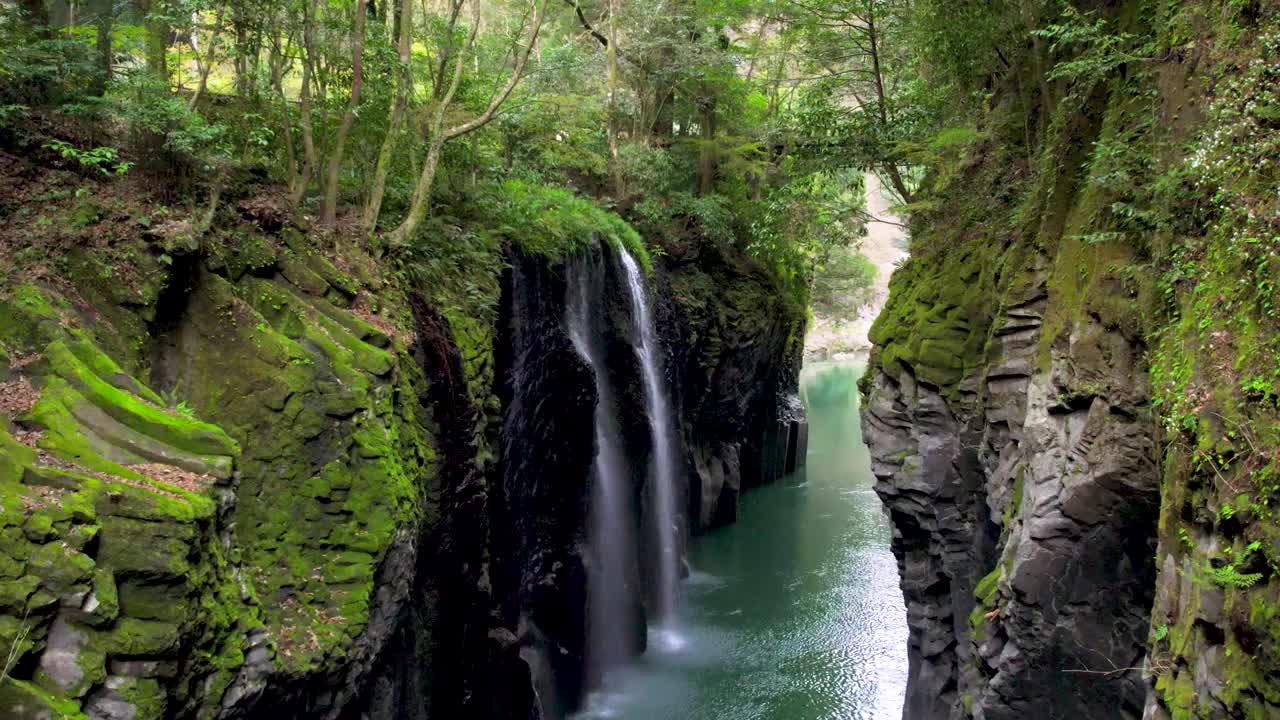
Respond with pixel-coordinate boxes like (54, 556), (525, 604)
(568, 253), (637, 676)
(617, 247), (682, 640)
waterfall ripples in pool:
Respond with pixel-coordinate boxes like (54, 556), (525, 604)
(574, 360), (908, 720)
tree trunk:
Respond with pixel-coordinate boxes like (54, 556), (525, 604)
(290, 2), (319, 207)
(697, 92), (716, 196)
(139, 0), (170, 78)
(605, 0), (621, 197)
(188, 5), (226, 112)
(89, 0), (113, 95)
(18, 0), (50, 32)
(388, 0), (549, 244)
(865, 8), (912, 205)
(391, 138), (445, 245)
(321, 0), (369, 225)
(272, 49), (298, 189)
(363, 0), (414, 232)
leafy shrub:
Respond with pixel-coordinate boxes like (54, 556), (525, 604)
(399, 218), (504, 322)
(0, 20), (101, 107)
(44, 139), (133, 176)
(113, 72), (226, 184)
(632, 191), (737, 249)
(1205, 563), (1264, 590)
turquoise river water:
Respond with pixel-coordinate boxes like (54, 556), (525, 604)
(576, 360), (909, 720)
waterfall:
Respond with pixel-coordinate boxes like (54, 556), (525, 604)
(617, 247), (682, 638)
(566, 253), (637, 677)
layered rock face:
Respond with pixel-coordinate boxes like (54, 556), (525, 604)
(861, 2), (1280, 718)
(863, 253), (1159, 719)
(659, 244), (807, 532)
(1, 193), (805, 719)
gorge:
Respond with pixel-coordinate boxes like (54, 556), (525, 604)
(3, 0), (1280, 719)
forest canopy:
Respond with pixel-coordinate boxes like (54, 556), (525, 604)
(0, 0), (1110, 307)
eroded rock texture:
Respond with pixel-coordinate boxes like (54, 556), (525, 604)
(0, 177), (805, 720)
(659, 244), (806, 533)
(863, 251), (1159, 719)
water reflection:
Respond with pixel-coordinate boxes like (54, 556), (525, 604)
(574, 361), (908, 720)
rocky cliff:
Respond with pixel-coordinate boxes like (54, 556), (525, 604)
(0, 145), (806, 719)
(659, 243), (807, 533)
(862, 2), (1280, 719)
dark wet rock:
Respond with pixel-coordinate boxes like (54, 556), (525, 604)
(863, 258), (1159, 720)
(658, 244), (807, 533)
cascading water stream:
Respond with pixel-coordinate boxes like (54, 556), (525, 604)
(617, 248), (682, 643)
(567, 253), (637, 678)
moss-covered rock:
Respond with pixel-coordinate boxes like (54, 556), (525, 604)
(0, 288), (257, 719)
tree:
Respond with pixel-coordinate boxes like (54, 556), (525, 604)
(362, 0), (413, 231)
(321, 0), (368, 225)
(88, 0), (114, 95)
(138, 0), (171, 78)
(185, 2), (229, 110)
(385, 0), (552, 245)
(781, 0), (918, 203)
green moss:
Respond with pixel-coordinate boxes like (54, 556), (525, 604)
(1004, 467), (1026, 530)
(113, 677), (168, 720)
(44, 340), (237, 459)
(99, 617), (182, 655)
(0, 284), (66, 353)
(1156, 669), (1196, 720)
(26, 541), (94, 595)
(64, 330), (164, 406)
(490, 179), (652, 271)
(84, 569), (118, 626)
(869, 241), (1013, 393)
(210, 229), (279, 281)
(97, 516), (196, 579)
(0, 430), (36, 485)
(0, 678), (88, 720)
(160, 269), (434, 675)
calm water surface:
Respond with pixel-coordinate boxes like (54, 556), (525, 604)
(576, 360), (908, 720)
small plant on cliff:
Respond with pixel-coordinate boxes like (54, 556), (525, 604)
(1206, 564), (1263, 590)
(44, 140), (133, 177)
(1205, 541), (1267, 590)
(1033, 3), (1155, 91)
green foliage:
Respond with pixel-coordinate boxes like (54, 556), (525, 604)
(397, 218), (504, 324)
(0, 103), (26, 128)
(0, 17), (102, 107)
(748, 168), (867, 304)
(1205, 564), (1264, 590)
(44, 140), (133, 176)
(811, 250), (877, 317)
(483, 179), (651, 271)
(1034, 4), (1155, 89)
(113, 72), (225, 175)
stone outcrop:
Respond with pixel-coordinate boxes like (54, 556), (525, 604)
(861, 3), (1280, 718)
(659, 243), (807, 533)
(0, 201), (805, 720)
(863, 242), (1160, 719)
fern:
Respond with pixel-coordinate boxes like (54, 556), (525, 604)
(1205, 564), (1264, 590)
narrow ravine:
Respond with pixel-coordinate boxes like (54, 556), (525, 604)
(577, 360), (908, 719)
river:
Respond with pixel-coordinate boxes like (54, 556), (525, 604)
(576, 360), (908, 720)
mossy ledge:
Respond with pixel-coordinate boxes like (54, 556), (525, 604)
(0, 206), (443, 718)
(862, 2), (1280, 719)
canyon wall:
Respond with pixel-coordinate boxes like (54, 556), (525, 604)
(0, 155), (806, 719)
(862, 2), (1280, 718)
